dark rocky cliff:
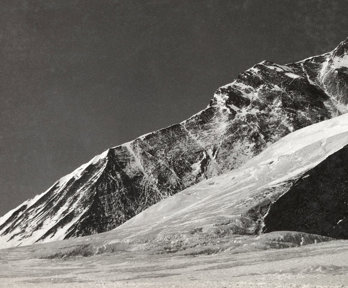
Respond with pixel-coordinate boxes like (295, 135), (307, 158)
(263, 144), (348, 238)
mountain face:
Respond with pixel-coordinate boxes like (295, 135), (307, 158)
(0, 39), (347, 248)
(21, 113), (348, 259)
(107, 114), (348, 253)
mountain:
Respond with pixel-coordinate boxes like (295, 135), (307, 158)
(112, 113), (348, 253)
(19, 112), (348, 258)
(0, 38), (347, 248)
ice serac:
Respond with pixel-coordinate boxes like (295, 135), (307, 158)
(0, 38), (347, 248)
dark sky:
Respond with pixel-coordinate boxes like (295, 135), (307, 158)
(0, 0), (347, 215)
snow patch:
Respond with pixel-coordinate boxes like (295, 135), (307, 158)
(285, 72), (300, 79)
(332, 54), (348, 69)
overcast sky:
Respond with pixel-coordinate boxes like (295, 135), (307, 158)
(0, 0), (347, 215)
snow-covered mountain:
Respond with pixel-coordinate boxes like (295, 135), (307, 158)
(0, 38), (347, 248)
(18, 112), (348, 258)
(113, 113), (348, 251)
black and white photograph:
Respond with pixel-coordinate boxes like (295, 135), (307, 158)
(0, 0), (347, 287)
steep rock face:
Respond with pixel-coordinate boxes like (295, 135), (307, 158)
(0, 38), (347, 248)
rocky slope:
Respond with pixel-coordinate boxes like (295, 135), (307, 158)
(0, 38), (347, 248)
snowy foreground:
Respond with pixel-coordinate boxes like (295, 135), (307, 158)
(0, 238), (347, 288)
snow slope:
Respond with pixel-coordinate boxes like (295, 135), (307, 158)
(1, 236), (348, 287)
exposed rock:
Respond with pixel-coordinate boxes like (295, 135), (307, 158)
(263, 145), (348, 238)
